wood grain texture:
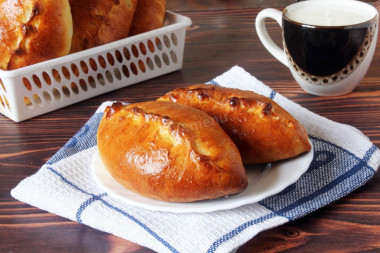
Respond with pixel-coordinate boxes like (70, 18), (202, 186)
(1, 1), (380, 252)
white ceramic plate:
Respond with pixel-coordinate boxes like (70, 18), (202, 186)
(91, 144), (313, 213)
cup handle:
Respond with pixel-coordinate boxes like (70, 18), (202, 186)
(255, 8), (289, 67)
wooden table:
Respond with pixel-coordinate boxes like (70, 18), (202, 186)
(1, 1), (379, 252)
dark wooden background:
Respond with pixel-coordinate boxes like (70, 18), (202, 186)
(1, 1), (379, 252)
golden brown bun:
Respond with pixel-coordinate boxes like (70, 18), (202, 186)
(69, 0), (137, 53)
(129, 0), (166, 36)
(158, 84), (312, 164)
(0, 0), (73, 70)
(97, 101), (247, 202)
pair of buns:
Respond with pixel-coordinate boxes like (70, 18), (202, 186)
(0, 0), (166, 70)
(70, 0), (166, 53)
(97, 85), (311, 202)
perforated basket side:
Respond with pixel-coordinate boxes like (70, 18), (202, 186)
(0, 78), (12, 120)
(0, 11), (191, 122)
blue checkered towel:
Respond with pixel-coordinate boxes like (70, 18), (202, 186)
(11, 66), (380, 253)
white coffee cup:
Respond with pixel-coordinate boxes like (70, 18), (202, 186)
(256, 0), (379, 96)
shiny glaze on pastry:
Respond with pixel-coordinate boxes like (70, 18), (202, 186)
(97, 101), (247, 202)
(129, 0), (166, 36)
(0, 0), (73, 70)
(158, 84), (311, 164)
(69, 0), (137, 53)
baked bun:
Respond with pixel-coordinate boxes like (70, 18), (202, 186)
(97, 101), (247, 202)
(69, 0), (137, 53)
(158, 84), (311, 164)
(129, 0), (166, 36)
(0, 0), (73, 70)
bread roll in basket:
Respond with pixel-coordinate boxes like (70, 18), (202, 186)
(0, 0), (73, 70)
(69, 0), (138, 53)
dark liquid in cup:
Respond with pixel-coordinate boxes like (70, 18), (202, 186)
(283, 19), (369, 77)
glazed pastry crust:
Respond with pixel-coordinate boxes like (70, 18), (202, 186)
(97, 101), (247, 202)
(0, 0), (73, 70)
(129, 0), (166, 36)
(69, 0), (137, 53)
(158, 84), (312, 164)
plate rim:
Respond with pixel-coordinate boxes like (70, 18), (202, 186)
(91, 143), (314, 213)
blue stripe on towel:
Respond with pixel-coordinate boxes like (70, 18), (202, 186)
(206, 213), (275, 253)
(269, 90), (277, 100)
(46, 166), (180, 253)
(207, 136), (377, 253)
(98, 199), (180, 253)
(76, 193), (108, 223)
(363, 144), (377, 162)
(259, 136), (376, 220)
(46, 113), (103, 165)
(206, 80), (219, 85)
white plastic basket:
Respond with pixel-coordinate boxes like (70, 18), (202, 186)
(0, 11), (191, 122)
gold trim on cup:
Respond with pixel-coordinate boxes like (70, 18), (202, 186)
(282, 1), (379, 86)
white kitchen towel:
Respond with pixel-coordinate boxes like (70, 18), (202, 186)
(11, 66), (380, 253)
